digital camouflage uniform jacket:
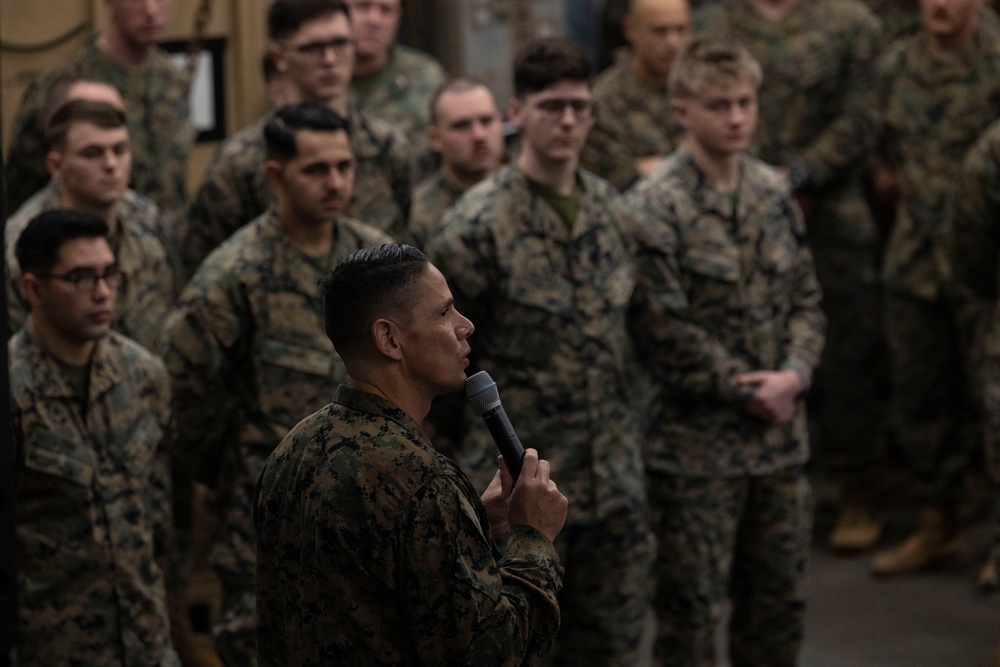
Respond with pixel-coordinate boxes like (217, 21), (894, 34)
(581, 50), (683, 192)
(181, 107), (412, 279)
(426, 164), (645, 524)
(4, 37), (193, 225)
(255, 385), (564, 666)
(11, 320), (177, 666)
(164, 210), (391, 583)
(626, 147), (826, 477)
(5, 181), (175, 353)
(408, 169), (464, 250)
(350, 44), (447, 149)
(878, 23), (1000, 300)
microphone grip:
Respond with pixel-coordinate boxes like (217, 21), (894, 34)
(482, 406), (526, 482)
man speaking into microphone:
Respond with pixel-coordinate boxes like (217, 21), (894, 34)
(254, 244), (568, 666)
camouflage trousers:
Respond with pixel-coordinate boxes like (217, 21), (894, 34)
(809, 242), (889, 491)
(214, 571), (257, 667)
(542, 504), (656, 667)
(646, 468), (812, 667)
(886, 293), (976, 504)
(981, 333), (1000, 484)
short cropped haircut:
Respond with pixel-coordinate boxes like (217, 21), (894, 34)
(40, 74), (120, 134)
(669, 37), (762, 100)
(322, 244), (430, 359)
(264, 103), (351, 163)
(428, 76), (496, 125)
(44, 99), (128, 151)
(268, 0), (350, 41)
(513, 37), (592, 97)
(16, 209), (109, 275)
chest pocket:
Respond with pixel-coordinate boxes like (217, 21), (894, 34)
(22, 429), (95, 488)
(680, 241), (743, 325)
(493, 237), (574, 365)
(19, 429), (101, 552)
(781, 32), (842, 92)
(683, 246), (741, 282)
(256, 338), (337, 430)
(108, 415), (162, 479)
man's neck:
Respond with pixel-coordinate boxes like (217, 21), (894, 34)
(59, 193), (119, 236)
(928, 25), (977, 60)
(278, 206), (335, 257)
(630, 54), (669, 88)
(747, 0), (803, 22)
(352, 49), (390, 78)
(31, 314), (97, 367)
(348, 374), (431, 424)
(289, 88), (349, 116)
(685, 138), (742, 193)
(517, 150), (578, 196)
(441, 163), (492, 193)
(97, 30), (152, 70)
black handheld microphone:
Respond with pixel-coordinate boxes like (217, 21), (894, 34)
(465, 371), (526, 481)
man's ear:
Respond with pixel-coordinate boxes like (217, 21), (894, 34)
(672, 98), (689, 129)
(622, 12), (636, 45)
(371, 318), (403, 361)
(265, 159), (284, 191)
(427, 123), (442, 154)
(45, 150), (63, 181)
(507, 96), (524, 130)
(269, 42), (288, 74)
(20, 272), (42, 310)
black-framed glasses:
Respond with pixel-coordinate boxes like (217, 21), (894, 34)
(290, 37), (355, 60)
(36, 266), (121, 293)
(533, 98), (596, 119)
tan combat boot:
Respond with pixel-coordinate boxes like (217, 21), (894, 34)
(871, 505), (969, 576)
(829, 504), (883, 551)
(979, 557), (999, 592)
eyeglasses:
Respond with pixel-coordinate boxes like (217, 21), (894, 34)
(533, 98), (596, 119)
(37, 266), (121, 293)
(290, 37), (355, 60)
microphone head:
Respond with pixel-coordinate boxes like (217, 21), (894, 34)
(465, 370), (501, 413)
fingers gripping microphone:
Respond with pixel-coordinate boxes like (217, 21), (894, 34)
(465, 371), (526, 481)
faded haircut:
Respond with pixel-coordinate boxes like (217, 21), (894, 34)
(322, 244), (430, 360)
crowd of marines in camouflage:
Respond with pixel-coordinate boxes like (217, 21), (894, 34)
(5, 0), (1000, 665)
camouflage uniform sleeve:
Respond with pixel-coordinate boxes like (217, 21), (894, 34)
(2, 82), (50, 216)
(580, 110), (638, 192)
(400, 475), (562, 665)
(163, 266), (249, 488)
(626, 193), (755, 403)
(948, 125), (1000, 362)
(778, 203), (827, 389)
(148, 357), (176, 564)
(792, 11), (882, 187)
(181, 150), (266, 281)
(383, 125), (415, 226)
(874, 43), (906, 170)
